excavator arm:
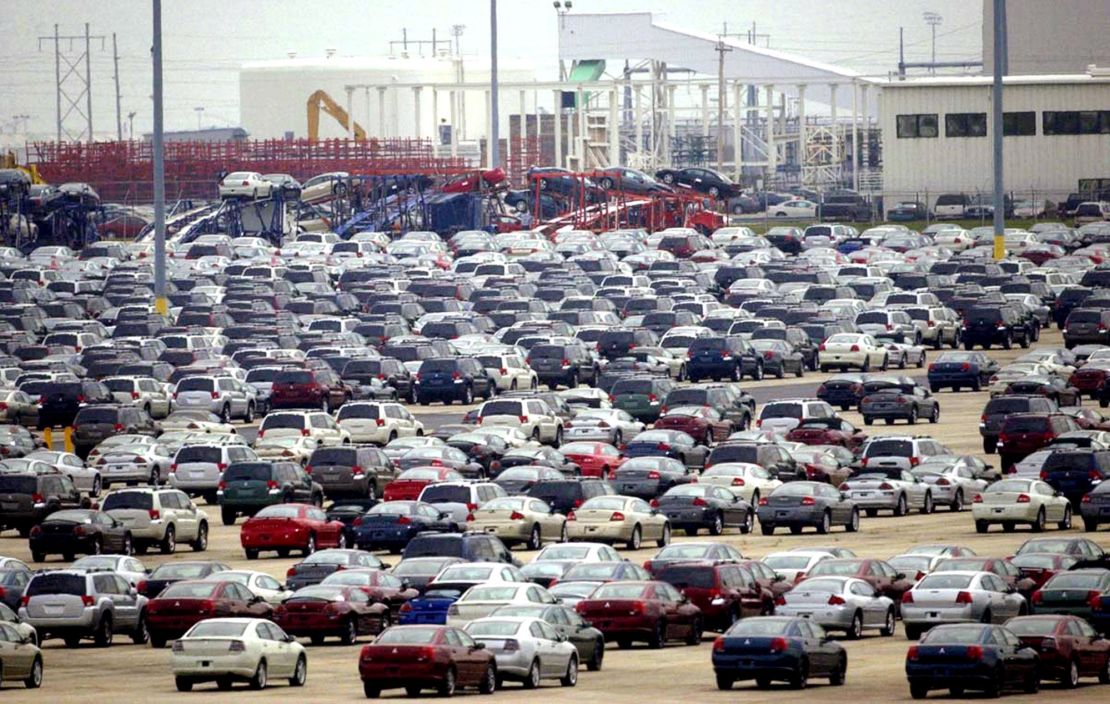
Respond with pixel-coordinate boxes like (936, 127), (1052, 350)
(306, 89), (367, 141)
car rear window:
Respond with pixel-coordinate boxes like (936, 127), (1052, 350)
(656, 566), (716, 588)
(26, 573), (86, 597)
(480, 400), (523, 417)
(262, 414), (306, 429)
(102, 491), (153, 510)
(612, 379), (655, 395)
(74, 408), (120, 424)
(761, 403), (802, 419)
(1003, 416), (1049, 433)
(405, 536), (464, 558)
(419, 485), (470, 503)
(310, 448), (357, 465)
(0, 476), (36, 494)
(222, 463), (273, 481)
(864, 440), (913, 457)
(1068, 310), (1101, 323)
(984, 398), (1034, 414)
(274, 370), (314, 384)
(529, 481), (580, 500)
(419, 359), (460, 373)
(174, 446), (222, 464)
(530, 345), (565, 359)
(1043, 453), (1097, 472)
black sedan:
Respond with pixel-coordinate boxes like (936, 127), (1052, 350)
(816, 373), (867, 411)
(594, 166), (670, 194)
(498, 446), (581, 476)
(492, 465), (568, 495)
(394, 446), (482, 476)
(757, 482), (860, 536)
(1080, 480), (1110, 531)
(653, 484), (754, 536)
(927, 351), (999, 392)
(285, 548), (387, 590)
(137, 560), (233, 598)
(28, 509), (132, 561)
(1000, 376), (1082, 407)
(859, 387), (940, 425)
(622, 430), (709, 469)
(560, 560), (651, 584)
(611, 455), (698, 500)
(445, 432), (510, 477)
(352, 501), (459, 553)
(326, 498), (380, 544)
(712, 616), (847, 690)
(905, 624), (1040, 699)
(654, 167), (739, 199)
(749, 339), (806, 379)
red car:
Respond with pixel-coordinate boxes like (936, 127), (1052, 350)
(269, 367), (351, 412)
(785, 417), (867, 451)
(146, 579), (271, 648)
(239, 503), (346, 559)
(652, 407), (732, 445)
(383, 467), (464, 501)
(575, 580), (703, 649)
(801, 558), (914, 606)
(1008, 552), (1081, 590)
(737, 559), (794, 600)
(358, 625), (497, 698)
(274, 585), (390, 645)
(557, 442), (626, 478)
(1006, 615), (1110, 687)
(1068, 363), (1110, 400)
(320, 568), (420, 615)
(653, 561), (768, 631)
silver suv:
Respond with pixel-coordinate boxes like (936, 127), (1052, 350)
(101, 488), (211, 555)
(172, 376), (257, 423)
(20, 570), (149, 647)
(167, 444), (258, 503)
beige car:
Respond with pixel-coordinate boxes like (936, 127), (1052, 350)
(470, 496), (568, 550)
(971, 478), (1073, 533)
(0, 389), (36, 425)
(103, 376), (173, 419)
(0, 620), (43, 688)
(699, 462), (783, 504)
(252, 435), (320, 465)
(566, 495), (671, 550)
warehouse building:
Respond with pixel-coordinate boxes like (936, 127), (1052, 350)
(879, 69), (1110, 209)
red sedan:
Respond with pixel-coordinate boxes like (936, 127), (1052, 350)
(557, 442), (626, 478)
(785, 417), (867, 451)
(146, 579), (271, 648)
(239, 503), (345, 560)
(1008, 552), (1081, 590)
(384, 467), (464, 501)
(359, 625), (498, 698)
(575, 580), (703, 649)
(652, 406), (732, 445)
(1007, 615), (1110, 687)
(320, 568), (420, 615)
(274, 585), (390, 645)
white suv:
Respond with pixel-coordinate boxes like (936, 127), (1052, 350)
(172, 376), (258, 423)
(101, 487), (210, 554)
(757, 399), (838, 435)
(103, 376), (173, 419)
(258, 411), (351, 447)
(476, 398), (562, 445)
(477, 352), (539, 392)
(335, 401), (424, 445)
(860, 436), (952, 472)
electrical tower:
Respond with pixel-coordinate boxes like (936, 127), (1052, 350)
(38, 23), (106, 142)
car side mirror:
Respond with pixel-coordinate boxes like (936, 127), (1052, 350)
(895, 573), (906, 581)
(439, 512), (450, 520)
(471, 641), (486, 650)
(285, 633), (297, 643)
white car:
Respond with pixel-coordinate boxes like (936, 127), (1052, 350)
(769, 199), (818, 218)
(89, 436), (174, 489)
(840, 468), (935, 516)
(762, 550), (833, 585)
(217, 172), (274, 200)
(987, 362), (1054, 395)
(258, 411), (351, 447)
(202, 570), (292, 606)
(170, 618), (307, 692)
(818, 333), (889, 372)
(476, 398), (562, 445)
(532, 542), (623, 563)
(446, 582), (559, 628)
(103, 376), (173, 419)
(335, 402), (424, 445)
(476, 352), (538, 392)
(971, 478), (1073, 533)
(71, 554), (148, 587)
(25, 450), (101, 496)
(698, 462), (782, 504)
(101, 487), (210, 554)
(756, 399), (838, 436)
(931, 229), (973, 251)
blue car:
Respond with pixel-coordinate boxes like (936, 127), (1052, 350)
(926, 351), (998, 393)
(905, 624), (1040, 699)
(352, 501), (459, 553)
(712, 616), (847, 690)
(397, 585), (464, 625)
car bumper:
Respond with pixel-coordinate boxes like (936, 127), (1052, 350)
(775, 605), (855, 631)
(819, 352), (866, 368)
(846, 491), (900, 509)
(564, 428), (614, 442)
(567, 522), (631, 543)
(172, 653), (260, 680)
(928, 373), (976, 387)
(712, 653), (798, 680)
(972, 505), (1037, 522)
(757, 506), (823, 525)
(902, 605), (977, 626)
(471, 522), (531, 543)
(491, 650), (535, 678)
(611, 479), (663, 499)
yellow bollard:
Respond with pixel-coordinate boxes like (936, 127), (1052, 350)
(63, 427), (75, 454)
(43, 427), (52, 450)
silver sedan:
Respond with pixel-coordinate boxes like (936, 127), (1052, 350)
(901, 571), (1028, 640)
(775, 576), (896, 639)
(562, 409), (645, 445)
(910, 464), (988, 512)
(464, 617), (579, 688)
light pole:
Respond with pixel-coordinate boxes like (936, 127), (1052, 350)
(152, 0), (167, 316)
(553, 0), (572, 29)
(127, 111), (136, 139)
(489, 0), (500, 169)
(923, 11), (942, 74)
(194, 107), (204, 131)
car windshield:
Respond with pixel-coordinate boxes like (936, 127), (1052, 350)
(160, 582), (220, 599)
(590, 583), (648, 600)
(917, 574), (973, 590)
(376, 627), (439, 645)
(921, 625), (987, 644)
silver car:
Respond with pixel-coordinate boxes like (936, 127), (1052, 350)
(901, 571), (1028, 640)
(840, 468), (934, 516)
(910, 464), (988, 512)
(20, 570), (149, 647)
(563, 409), (644, 445)
(168, 444), (258, 503)
(172, 376), (257, 423)
(464, 617), (579, 688)
(776, 576), (896, 639)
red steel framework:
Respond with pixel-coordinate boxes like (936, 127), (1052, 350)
(26, 138), (474, 202)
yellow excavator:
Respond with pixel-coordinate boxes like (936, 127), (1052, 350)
(306, 89), (367, 141)
(1, 152), (42, 183)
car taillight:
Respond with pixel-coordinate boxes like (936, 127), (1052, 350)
(301, 429), (310, 436)
(31, 493), (44, 505)
(1031, 590), (1043, 604)
(228, 640), (246, 653)
(936, 478), (950, 486)
(149, 509), (160, 520)
(972, 493), (982, 503)
(691, 497), (708, 507)
(909, 457), (920, 467)
(567, 511), (576, 521)
(800, 496), (816, 505)
(81, 595), (95, 606)
(517, 415), (529, 424)
(77, 395), (85, 403)
(1090, 469), (1103, 481)
(267, 480), (278, 489)
(955, 591), (974, 604)
(210, 391), (219, 399)
(655, 444), (670, 452)
(907, 645), (920, 660)
(217, 481), (226, 491)
(731, 477), (746, 486)
(769, 637), (787, 653)
(647, 470), (661, 479)
(1016, 494), (1031, 503)
(827, 595), (846, 605)
(758, 497), (768, 506)
(818, 343), (826, 351)
(561, 359), (570, 367)
(713, 636), (725, 652)
(353, 517), (363, 526)
(351, 465), (364, 476)
(850, 344), (860, 352)
(1083, 494), (1092, 503)
(965, 645), (983, 660)
(131, 391), (140, 400)
(375, 418), (385, 427)
(879, 482), (894, 491)
(509, 511), (525, 520)
(113, 423), (124, 432)
(901, 591), (914, 604)
(304, 465), (313, 474)
(395, 515), (412, 525)
(610, 511), (625, 521)
(256, 430), (264, 438)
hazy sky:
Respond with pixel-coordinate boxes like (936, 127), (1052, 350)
(1, 0), (982, 141)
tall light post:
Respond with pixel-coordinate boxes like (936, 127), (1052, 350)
(194, 107), (204, 131)
(923, 12), (942, 74)
(489, 0), (499, 169)
(152, 0), (167, 316)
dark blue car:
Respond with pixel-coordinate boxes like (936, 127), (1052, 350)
(1042, 448), (1110, 505)
(352, 501), (459, 553)
(926, 351), (998, 392)
(905, 624), (1040, 699)
(397, 585), (465, 625)
(711, 616), (847, 690)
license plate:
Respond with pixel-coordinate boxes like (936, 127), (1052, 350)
(777, 511), (788, 518)
(44, 605), (64, 616)
(928, 612), (939, 618)
(0, 502), (16, 510)
(201, 661), (211, 667)
(189, 471), (205, 478)
(993, 508), (1004, 513)
(857, 492), (871, 497)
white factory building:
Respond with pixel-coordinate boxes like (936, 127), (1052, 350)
(879, 69), (1110, 206)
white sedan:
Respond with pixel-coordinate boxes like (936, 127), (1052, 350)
(818, 333), (889, 372)
(217, 172), (274, 200)
(931, 229), (974, 251)
(769, 199), (818, 218)
(335, 402), (424, 445)
(971, 478), (1073, 533)
(698, 462), (782, 504)
(171, 618), (307, 692)
(202, 570), (293, 606)
(563, 409), (645, 445)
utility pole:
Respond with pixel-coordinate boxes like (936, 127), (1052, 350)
(489, 0), (500, 169)
(715, 36), (732, 172)
(924, 12), (942, 75)
(127, 111), (136, 139)
(991, 0), (1007, 260)
(152, 0), (167, 315)
(112, 33), (122, 141)
(38, 24), (105, 142)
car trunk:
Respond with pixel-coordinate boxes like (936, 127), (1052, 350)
(911, 644), (979, 663)
(288, 563), (343, 586)
(175, 638), (243, 656)
(25, 593), (87, 619)
(718, 635), (785, 655)
(221, 479), (273, 503)
(384, 480), (429, 500)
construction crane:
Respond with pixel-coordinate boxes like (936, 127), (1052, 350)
(306, 89), (367, 141)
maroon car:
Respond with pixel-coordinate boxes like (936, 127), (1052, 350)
(1008, 552), (1081, 590)
(801, 558), (914, 606)
(785, 417), (867, 452)
(575, 580), (703, 649)
(358, 625), (497, 698)
(1006, 615), (1110, 687)
(146, 580), (272, 648)
(1068, 362), (1110, 400)
(997, 413), (1079, 468)
(652, 407), (732, 445)
(269, 367), (351, 412)
(273, 585), (389, 645)
(320, 568), (420, 616)
(654, 561), (768, 631)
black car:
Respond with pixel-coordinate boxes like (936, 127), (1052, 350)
(1041, 448), (1110, 506)
(596, 329), (661, 361)
(756, 482), (860, 535)
(28, 509), (132, 562)
(905, 624), (1039, 699)
(389, 556), (467, 593)
(654, 167), (739, 199)
(686, 336), (763, 382)
(979, 395), (1058, 453)
(492, 465), (567, 495)
(654, 484), (754, 536)
(706, 442), (801, 482)
(712, 616), (847, 690)
(137, 560), (233, 599)
(352, 501), (459, 553)
(962, 305), (1034, 350)
(1080, 480), (1110, 532)
(284, 548), (387, 590)
(414, 357), (496, 405)
(610, 455), (698, 499)
(325, 498), (380, 542)
(527, 479), (613, 516)
(499, 446), (581, 475)
(36, 380), (114, 429)
(342, 357), (414, 402)
(527, 342), (598, 390)
(817, 374), (867, 410)
(927, 351), (999, 392)
(400, 531), (516, 565)
(622, 431), (709, 469)
(72, 405), (158, 458)
(0, 471), (86, 537)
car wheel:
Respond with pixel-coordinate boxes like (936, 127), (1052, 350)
(175, 677), (193, 692)
(221, 508), (237, 526)
(648, 620), (667, 649)
(866, 508), (878, 518)
(478, 664), (497, 694)
(94, 614), (113, 647)
(741, 510), (754, 535)
(846, 611), (863, 640)
(244, 403), (255, 423)
(522, 660), (540, 689)
(755, 676), (771, 689)
(894, 494), (908, 517)
(951, 491), (964, 512)
(775, 365), (785, 379)
(527, 525), (542, 550)
(1059, 506), (1072, 530)
(1063, 658), (1080, 688)
(716, 673), (734, 690)
(219, 404), (231, 424)
(340, 617), (358, 645)
(909, 683), (929, 699)
(192, 522), (208, 551)
(132, 613), (149, 644)
(899, 354), (907, 370)
(791, 658), (809, 689)
(245, 548), (259, 560)
(921, 493), (934, 515)
(627, 526), (642, 550)
(817, 511), (831, 534)
(846, 509), (860, 533)
(305, 533), (317, 555)
(560, 656), (578, 687)
(709, 512), (724, 536)
(1084, 518), (1099, 532)
(90, 476), (101, 497)
(830, 656), (847, 685)
(929, 406), (939, 423)
(880, 609), (896, 637)
(657, 523), (671, 547)
(907, 407), (918, 425)
(1032, 508), (1046, 533)
(917, 352), (926, 368)
(161, 526), (176, 555)
(249, 660), (267, 690)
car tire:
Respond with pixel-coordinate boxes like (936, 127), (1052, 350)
(305, 533), (317, 555)
(191, 522), (208, 551)
(760, 524), (774, 536)
(755, 676), (771, 689)
(846, 509), (860, 533)
(161, 526), (176, 555)
(175, 677), (193, 692)
(741, 510), (754, 535)
(560, 656), (578, 687)
(951, 491), (964, 512)
(709, 513), (724, 536)
(1085, 518), (1099, 532)
(249, 660), (267, 690)
(894, 494), (908, 517)
(131, 613), (149, 644)
(921, 493), (934, 515)
(522, 660), (540, 689)
(527, 525), (542, 550)
(929, 406), (939, 423)
(90, 476), (101, 498)
(479, 664), (497, 694)
(244, 403), (255, 423)
(626, 525), (642, 550)
(880, 609), (896, 637)
(289, 655), (307, 687)
(791, 658), (809, 689)
(1059, 506), (1072, 530)
(846, 611), (863, 640)
(909, 683), (929, 699)
(685, 617), (702, 646)
(657, 523), (671, 547)
(716, 673), (734, 690)
(830, 656), (847, 685)
(863, 416), (873, 425)
(94, 614), (113, 648)
(340, 617), (358, 645)
(1032, 508), (1046, 533)
(245, 548), (259, 560)
(150, 633), (167, 649)
(648, 620), (667, 649)
(1063, 658), (1080, 688)
(219, 405), (231, 424)
(817, 511), (831, 534)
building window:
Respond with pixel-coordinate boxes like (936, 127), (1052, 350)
(1044, 110), (1110, 135)
(945, 112), (988, 137)
(896, 114), (938, 139)
(1003, 111), (1036, 136)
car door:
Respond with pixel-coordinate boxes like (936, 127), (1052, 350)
(715, 487), (747, 526)
(104, 574), (141, 630)
(167, 491), (198, 540)
(443, 628), (481, 683)
(851, 580), (887, 627)
(631, 498), (661, 540)
(533, 620), (569, 676)
(0, 623), (31, 678)
(802, 621), (834, 674)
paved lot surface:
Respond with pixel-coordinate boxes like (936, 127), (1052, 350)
(4, 328), (1108, 702)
